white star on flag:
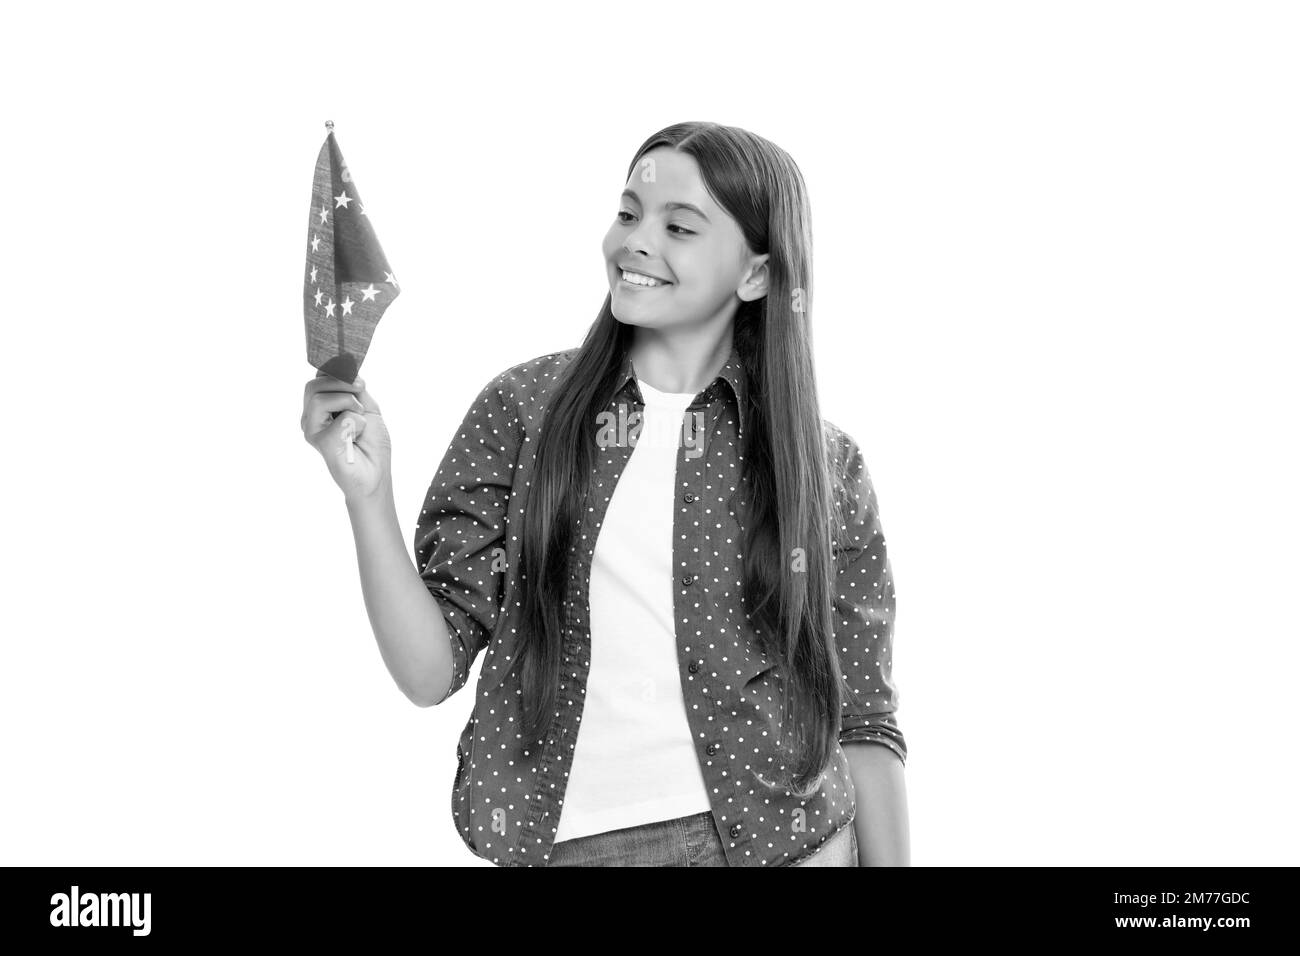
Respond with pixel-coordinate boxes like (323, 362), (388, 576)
(334, 190), (352, 209)
(360, 284), (379, 302)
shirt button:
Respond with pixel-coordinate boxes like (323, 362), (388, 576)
(681, 574), (696, 586)
(706, 742), (718, 755)
(729, 823), (744, 838)
(688, 660), (700, 674)
(682, 492), (696, 503)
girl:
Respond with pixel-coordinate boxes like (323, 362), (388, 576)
(301, 122), (909, 867)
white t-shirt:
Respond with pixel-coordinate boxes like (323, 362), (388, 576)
(553, 376), (714, 842)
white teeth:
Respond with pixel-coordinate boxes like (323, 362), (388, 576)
(621, 269), (664, 286)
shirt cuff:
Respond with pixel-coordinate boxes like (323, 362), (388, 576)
(839, 713), (907, 766)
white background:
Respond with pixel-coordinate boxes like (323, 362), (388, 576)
(2, 0), (1295, 866)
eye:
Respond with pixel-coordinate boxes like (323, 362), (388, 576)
(617, 210), (693, 236)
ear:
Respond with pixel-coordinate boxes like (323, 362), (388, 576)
(737, 253), (770, 302)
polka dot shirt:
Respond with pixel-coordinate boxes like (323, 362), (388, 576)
(413, 344), (905, 866)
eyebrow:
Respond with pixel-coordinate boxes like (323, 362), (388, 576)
(621, 188), (711, 223)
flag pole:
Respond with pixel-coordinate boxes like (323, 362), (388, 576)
(323, 119), (355, 464)
(341, 420), (355, 464)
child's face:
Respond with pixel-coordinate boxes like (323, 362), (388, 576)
(602, 146), (768, 331)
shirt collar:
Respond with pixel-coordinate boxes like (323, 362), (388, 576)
(615, 341), (749, 446)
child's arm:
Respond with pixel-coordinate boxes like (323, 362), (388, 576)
(826, 421), (910, 864)
(303, 373), (456, 706)
(844, 742), (910, 866)
(344, 367), (519, 709)
(348, 483), (456, 707)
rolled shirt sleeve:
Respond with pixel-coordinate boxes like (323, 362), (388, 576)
(413, 372), (520, 704)
(827, 423), (907, 764)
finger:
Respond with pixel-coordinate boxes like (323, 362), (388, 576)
(357, 385), (381, 415)
(305, 392), (366, 429)
(309, 409), (366, 454)
(304, 393), (367, 437)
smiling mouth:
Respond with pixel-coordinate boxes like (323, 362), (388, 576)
(618, 268), (672, 288)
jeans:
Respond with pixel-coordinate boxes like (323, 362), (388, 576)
(546, 810), (859, 867)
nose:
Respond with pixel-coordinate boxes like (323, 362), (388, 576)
(622, 220), (657, 258)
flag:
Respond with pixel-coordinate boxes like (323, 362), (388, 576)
(303, 124), (399, 384)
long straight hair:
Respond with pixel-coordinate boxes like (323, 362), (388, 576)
(506, 122), (849, 796)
